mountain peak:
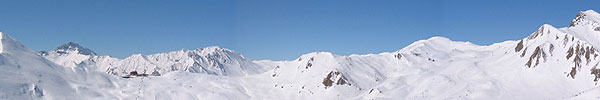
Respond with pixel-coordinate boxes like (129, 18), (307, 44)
(55, 42), (96, 55)
(0, 32), (33, 53)
(191, 46), (238, 56)
(582, 10), (599, 16)
(196, 46), (232, 52)
(570, 10), (600, 27)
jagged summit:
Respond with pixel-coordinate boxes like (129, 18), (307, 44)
(570, 10), (600, 27)
(525, 24), (561, 40)
(38, 42), (98, 67)
(560, 10), (600, 51)
(55, 42), (96, 55)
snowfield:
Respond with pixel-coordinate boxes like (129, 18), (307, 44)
(2, 10), (600, 100)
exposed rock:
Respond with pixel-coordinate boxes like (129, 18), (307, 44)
(586, 47), (592, 64)
(591, 63), (600, 82)
(322, 72), (334, 88)
(527, 26), (544, 39)
(515, 40), (524, 52)
(549, 44), (554, 56)
(525, 46), (547, 68)
(563, 35), (569, 46)
(394, 53), (402, 59)
(567, 47), (574, 59)
(566, 43), (596, 78)
(570, 12), (586, 27)
(336, 75), (349, 85)
(569, 66), (578, 79)
(322, 71), (351, 89)
(272, 66), (280, 77)
(521, 47), (528, 57)
(306, 57), (314, 69)
(55, 42), (97, 55)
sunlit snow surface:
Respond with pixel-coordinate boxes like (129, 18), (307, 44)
(2, 10), (600, 100)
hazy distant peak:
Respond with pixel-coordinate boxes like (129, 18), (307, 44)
(55, 42), (96, 55)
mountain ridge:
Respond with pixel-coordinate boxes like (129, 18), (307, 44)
(13, 9), (600, 99)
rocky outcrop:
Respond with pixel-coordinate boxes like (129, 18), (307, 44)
(570, 12), (586, 27)
(322, 71), (351, 89)
(525, 46), (547, 68)
(515, 40), (524, 52)
(566, 44), (598, 79)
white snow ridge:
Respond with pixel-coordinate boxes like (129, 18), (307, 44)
(2, 10), (600, 100)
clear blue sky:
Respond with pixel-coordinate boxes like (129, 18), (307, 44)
(1, 0), (598, 60)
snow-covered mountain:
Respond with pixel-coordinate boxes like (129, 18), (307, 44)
(41, 44), (274, 76)
(38, 42), (97, 68)
(0, 32), (121, 100)
(4, 10), (600, 99)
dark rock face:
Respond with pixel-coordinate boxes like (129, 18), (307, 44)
(570, 12), (586, 27)
(394, 53), (402, 59)
(517, 21), (600, 81)
(272, 66), (280, 77)
(322, 71), (351, 89)
(55, 42), (97, 55)
(525, 46), (547, 68)
(563, 35), (570, 46)
(515, 40), (524, 52)
(591, 65), (600, 82)
(322, 72), (334, 88)
(549, 44), (554, 56)
(521, 47), (528, 57)
(305, 57), (314, 69)
(566, 43), (598, 79)
(527, 26), (545, 39)
(567, 47), (574, 59)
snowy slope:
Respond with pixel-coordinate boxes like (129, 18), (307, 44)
(0, 32), (121, 100)
(10, 9), (600, 100)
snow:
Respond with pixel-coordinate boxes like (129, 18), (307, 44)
(2, 10), (600, 100)
(0, 32), (3, 53)
(41, 45), (272, 76)
(0, 32), (117, 99)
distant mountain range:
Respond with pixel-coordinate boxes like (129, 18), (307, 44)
(1, 10), (600, 99)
